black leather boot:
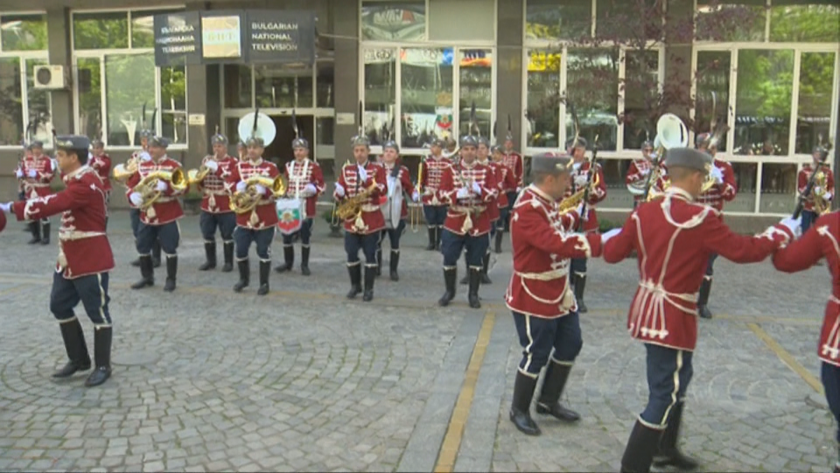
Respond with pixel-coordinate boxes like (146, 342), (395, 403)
(346, 264), (362, 299)
(301, 246), (311, 276)
(468, 267), (481, 309)
(52, 319), (91, 378)
(460, 259), (469, 285)
(131, 256), (141, 267)
(494, 229), (503, 254)
(28, 220), (41, 244)
(620, 421), (664, 473)
(40, 222), (50, 245)
(438, 268), (456, 307)
(652, 402), (699, 470)
(426, 227), (436, 250)
(152, 240), (162, 268)
(389, 250), (400, 281)
(535, 360), (581, 422)
(199, 242), (216, 271)
(131, 255), (154, 289)
(574, 274), (588, 313)
(221, 241), (234, 272)
(233, 259), (250, 292)
(435, 227), (442, 250)
(375, 248), (382, 277)
(362, 265), (376, 302)
(275, 246), (294, 273)
(480, 252), (492, 284)
(697, 278), (713, 319)
(163, 255), (177, 292)
(509, 371), (541, 436)
(85, 326), (112, 387)
(257, 261), (270, 296)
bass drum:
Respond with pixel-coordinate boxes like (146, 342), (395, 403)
(276, 197), (305, 235)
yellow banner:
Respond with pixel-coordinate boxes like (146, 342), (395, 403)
(528, 51), (561, 72)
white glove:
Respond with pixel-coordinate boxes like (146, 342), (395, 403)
(573, 174), (588, 187)
(335, 183), (345, 197)
(572, 162), (582, 171)
(826, 192), (833, 201)
(640, 168), (651, 176)
(601, 228), (622, 245)
(138, 151), (152, 162)
(711, 166), (724, 184)
(236, 181), (247, 193)
(778, 216), (802, 238)
(0, 202), (12, 213)
(15, 169), (23, 178)
(254, 184), (266, 195)
(304, 183), (317, 195)
(412, 191), (420, 202)
(456, 188), (470, 199)
(129, 192), (143, 207)
(814, 186), (823, 195)
(204, 160), (219, 172)
(27, 169), (37, 178)
(357, 166), (368, 182)
(155, 180), (168, 192)
(471, 181), (481, 194)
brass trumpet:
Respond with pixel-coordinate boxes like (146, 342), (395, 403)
(135, 168), (188, 209)
(229, 175), (286, 214)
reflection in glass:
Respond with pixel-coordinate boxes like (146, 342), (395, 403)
(623, 50), (659, 150)
(566, 48), (619, 151)
(223, 65), (252, 109)
(526, 50), (561, 148)
(77, 58), (102, 139)
(459, 49), (493, 140)
(728, 162), (757, 213)
(796, 52), (835, 154)
(0, 58), (22, 146)
(759, 163), (797, 214)
(400, 48), (453, 148)
(695, 51), (730, 152)
(364, 48), (396, 146)
(600, 159), (634, 210)
(735, 50), (793, 156)
(0, 14), (47, 52)
(770, 2), (840, 43)
(161, 66), (186, 145)
(596, 0), (661, 41)
(316, 61), (334, 108)
(105, 54), (156, 146)
(695, 0), (766, 42)
(26, 58), (51, 144)
(73, 12), (129, 50)
(131, 10), (179, 49)
(526, 0), (591, 41)
(255, 65), (313, 108)
(361, 1), (426, 42)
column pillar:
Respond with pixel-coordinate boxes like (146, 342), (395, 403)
(330, 0), (359, 177)
(496, 0), (524, 151)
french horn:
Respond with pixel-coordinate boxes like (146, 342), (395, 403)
(134, 168), (188, 209)
(229, 175), (286, 214)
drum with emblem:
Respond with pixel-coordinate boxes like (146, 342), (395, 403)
(276, 198), (305, 235)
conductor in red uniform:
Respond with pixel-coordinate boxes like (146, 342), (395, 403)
(1, 135), (115, 387)
(602, 147), (799, 473)
(505, 152), (603, 436)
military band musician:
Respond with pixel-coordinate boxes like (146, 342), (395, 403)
(419, 138), (450, 251)
(797, 145), (835, 234)
(196, 132), (238, 272)
(377, 141), (419, 281)
(625, 140), (655, 209)
(491, 144), (517, 254)
(89, 139), (112, 227)
(129, 131), (162, 269)
(16, 140), (55, 245)
(501, 132), (524, 233)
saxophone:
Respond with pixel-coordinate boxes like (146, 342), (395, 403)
(335, 179), (378, 221)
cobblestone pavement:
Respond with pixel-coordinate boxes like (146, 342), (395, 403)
(0, 211), (834, 472)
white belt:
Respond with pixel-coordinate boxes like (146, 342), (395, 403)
(154, 196), (178, 203)
(515, 268), (568, 281)
(203, 190), (228, 196)
(26, 182), (49, 187)
(628, 280), (698, 341)
(450, 205), (486, 213)
(360, 205), (379, 212)
(59, 230), (106, 241)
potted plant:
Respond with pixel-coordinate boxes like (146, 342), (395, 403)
(322, 209), (342, 238)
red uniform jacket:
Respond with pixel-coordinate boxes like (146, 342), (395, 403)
(19, 155), (56, 199)
(603, 187), (793, 351)
(502, 151), (524, 188)
(381, 162), (416, 221)
(437, 159), (498, 237)
(334, 160), (388, 235)
(284, 158), (325, 219)
(493, 160), (517, 209)
(773, 212), (840, 367)
(506, 186), (603, 318)
(12, 166), (113, 279)
(0, 210), (6, 233)
(419, 154), (451, 206)
(564, 161), (607, 233)
(126, 156), (185, 225)
(225, 159), (281, 229)
(90, 153), (112, 192)
(697, 158), (737, 211)
(626, 159), (653, 203)
(198, 155), (238, 214)
(798, 164), (835, 212)
(480, 160), (501, 222)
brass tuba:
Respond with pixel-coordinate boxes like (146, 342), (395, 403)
(229, 175), (286, 214)
(134, 168), (187, 209)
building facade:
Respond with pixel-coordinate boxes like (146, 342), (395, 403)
(1, 0), (838, 218)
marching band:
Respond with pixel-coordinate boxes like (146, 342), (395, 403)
(5, 110), (840, 473)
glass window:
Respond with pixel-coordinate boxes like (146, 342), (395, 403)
(255, 65), (314, 108)
(316, 61), (334, 108)
(565, 48), (619, 151)
(105, 54), (156, 147)
(734, 49), (794, 156)
(459, 49), (493, 139)
(73, 12), (129, 50)
(695, 0), (766, 42)
(400, 48), (453, 148)
(525, 49), (561, 148)
(730, 162), (758, 212)
(759, 163), (797, 214)
(0, 57), (22, 145)
(796, 52), (835, 154)
(77, 57), (102, 139)
(695, 51), (731, 152)
(1, 14), (47, 52)
(526, 0), (591, 41)
(131, 9), (180, 49)
(161, 65), (186, 145)
(316, 116), (335, 160)
(361, 1), (426, 42)
(364, 48), (397, 146)
(223, 65), (252, 109)
(428, 0), (494, 42)
(225, 117), (242, 151)
(623, 49), (659, 150)
(600, 159), (635, 210)
(25, 58), (50, 144)
(770, 1), (840, 43)
(596, 0), (661, 41)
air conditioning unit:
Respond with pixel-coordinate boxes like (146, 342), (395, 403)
(33, 65), (67, 90)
